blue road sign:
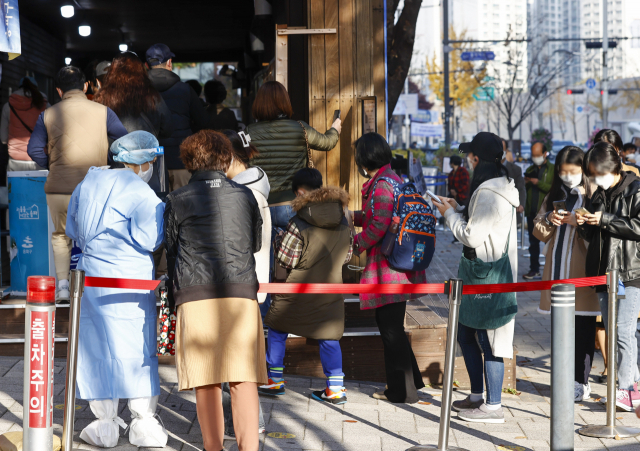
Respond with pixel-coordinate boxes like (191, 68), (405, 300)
(461, 51), (495, 61)
(576, 106), (583, 113)
(586, 78), (596, 90)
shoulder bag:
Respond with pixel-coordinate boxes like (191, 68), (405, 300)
(297, 120), (315, 169)
(457, 207), (517, 330)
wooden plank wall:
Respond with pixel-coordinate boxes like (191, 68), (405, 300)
(307, 0), (386, 212)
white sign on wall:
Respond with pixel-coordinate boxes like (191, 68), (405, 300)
(393, 94), (419, 116)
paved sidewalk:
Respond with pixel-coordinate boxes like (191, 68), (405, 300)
(2, 229), (640, 450)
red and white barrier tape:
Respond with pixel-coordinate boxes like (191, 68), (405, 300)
(84, 275), (607, 295)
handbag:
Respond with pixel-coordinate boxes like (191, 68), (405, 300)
(457, 207), (517, 330)
(157, 288), (176, 356)
(297, 120), (315, 169)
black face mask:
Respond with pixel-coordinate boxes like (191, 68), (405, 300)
(358, 166), (371, 179)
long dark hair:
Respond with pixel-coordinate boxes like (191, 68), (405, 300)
(545, 146), (588, 211)
(583, 141), (623, 176)
(465, 155), (510, 219)
(21, 78), (45, 110)
(594, 129), (623, 152)
(93, 53), (161, 117)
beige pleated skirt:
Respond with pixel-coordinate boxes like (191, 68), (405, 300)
(175, 298), (268, 391)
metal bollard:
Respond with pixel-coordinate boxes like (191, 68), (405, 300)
(61, 270), (85, 451)
(407, 279), (468, 451)
(23, 276), (57, 451)
(550, 284), (575, 451)
(579, 270), (640, 438)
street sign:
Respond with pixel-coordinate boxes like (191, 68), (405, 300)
(461, 51), (495, 61)
(473, 87), (495, 101)
(586, 78), (596, 90)
(392, 94), (419, 115)
(411, 109), (432, 123)
(411, 122), (443, 137)
(576, 105), (584, 114)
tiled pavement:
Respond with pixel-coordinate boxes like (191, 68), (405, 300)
(2, 229), (640, 450)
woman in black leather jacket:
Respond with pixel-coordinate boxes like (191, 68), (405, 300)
(578, 141), (640, 413)
(164, 129), (266, 451)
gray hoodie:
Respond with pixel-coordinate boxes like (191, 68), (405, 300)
(233, 167), (270, 201)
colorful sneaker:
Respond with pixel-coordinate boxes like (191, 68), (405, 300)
(452, 395), (484, 412)
(616, 389), (634, 412)
(258, 379), (285, 396)
(631, 382), (640, 407)
(311, 388), (347, 405)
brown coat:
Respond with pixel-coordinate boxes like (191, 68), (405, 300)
(265, 187), (351, 340)
(533, 185), (600, 314)
(43, 90), (109, 194)
(623, 163), (640, 177)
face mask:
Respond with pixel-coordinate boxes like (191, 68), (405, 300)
(137, 163), (153, 183)
(532, 155), (545, 166)
(466, 156), (474, 169)
(594, 173), (615, 190)
(560, 173), (582, 189)
(358, 166), (370, 179)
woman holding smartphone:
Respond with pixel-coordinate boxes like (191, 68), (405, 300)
(577, 141), (640, 412)
(532, 146), (599, 403)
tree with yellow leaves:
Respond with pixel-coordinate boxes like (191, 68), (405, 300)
(426, 28), (487, 114)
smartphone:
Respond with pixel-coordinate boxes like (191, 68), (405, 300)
(553, 200), (567, 214)
(575, 207), (590, 215)
(425, 190), (442, 204)
(333, 110), (341, 122)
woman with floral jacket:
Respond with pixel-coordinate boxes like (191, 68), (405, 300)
(352, 133), (427, 404)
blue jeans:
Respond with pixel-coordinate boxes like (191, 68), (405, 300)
(599, 286), (640, 390)
(260, 205), (296, 318)
(221, 382), (265, 437)
(266, 327), (345, 388)
(457, 322), (504, 405)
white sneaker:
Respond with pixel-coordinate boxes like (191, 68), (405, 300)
(582, 382), (592, 401)
(56, 279), (70, 303)
(574, 381), (584, 402)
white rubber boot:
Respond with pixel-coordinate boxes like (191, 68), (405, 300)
(128, 395), (168, 447)
(79, 399), (126, 448)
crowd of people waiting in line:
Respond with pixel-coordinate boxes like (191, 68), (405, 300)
(7, 41), (640, 451)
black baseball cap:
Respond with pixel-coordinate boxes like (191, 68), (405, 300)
(458, 132), (504, 162)
(145, 43), (175, 67)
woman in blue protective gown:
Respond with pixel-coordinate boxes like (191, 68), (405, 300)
(66, 130), (167, 448)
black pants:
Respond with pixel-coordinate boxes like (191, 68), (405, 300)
(375, 301), (425, 403)
(527, 216), (540, 272)
(575, 315), (597, 385)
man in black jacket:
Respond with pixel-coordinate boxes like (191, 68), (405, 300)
(146, 43), (209, 191)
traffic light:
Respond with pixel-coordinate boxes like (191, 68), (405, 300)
(567, 89), (584, 95)
(586, 41), (618, 49)
(600, 89), (618, 95)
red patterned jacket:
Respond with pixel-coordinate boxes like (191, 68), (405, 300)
(354, 164), (427, 310)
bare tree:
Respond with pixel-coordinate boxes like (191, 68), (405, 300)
(483, 29), (575, 146)
(387, 0), (423, 116)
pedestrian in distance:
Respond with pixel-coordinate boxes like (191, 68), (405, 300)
(26, 65), (128, 302)
(351, 132), (426, 404)
(532, 146), (600, 403)
(145, 43), (209, 191)
(260, 168), (352, 405)
(434, 132), (519, 424)
(593, 129), (640, 177)
(0, 76), (50, 171)
(246, 80), (341, 315)
(66, 131), (167, 448)
(94, 52), (174, 200)
(621, 142), (640, 171)
(205, 79), (239, 131)
(164, 129), (266, 451)
(447, 154), (470, 207)
(523, 141), (554, 280)
(501, 139), (526, 215)
(577, 141), (640, 412)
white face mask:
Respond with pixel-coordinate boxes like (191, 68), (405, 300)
(532, 155), (545, 166)
(594, 173), (615, 190)
(466, 156), (474, 169)
(137, 163), (153, 183)
(560, 173), (582, 189)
